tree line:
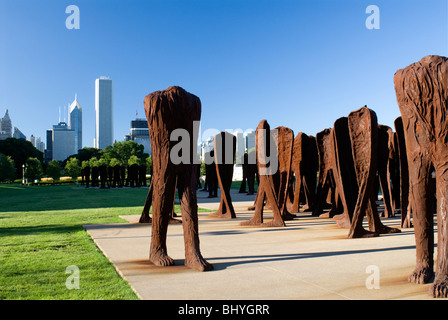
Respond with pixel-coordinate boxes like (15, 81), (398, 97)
(0, 138), (151, 183)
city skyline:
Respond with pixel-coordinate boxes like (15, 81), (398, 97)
(0, 1), (447, 150)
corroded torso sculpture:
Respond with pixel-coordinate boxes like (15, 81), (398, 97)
(242, 120), (293, 227)
(209, 131), (237, 219)
(346, 106), (400, 238)
(289, 133), (318, 213)
(144, 86), (212, 272)
(394, 55), (448, 297)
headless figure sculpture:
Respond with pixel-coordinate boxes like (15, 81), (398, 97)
(144, 86), (212, 272)
(394, 55), (448, 297)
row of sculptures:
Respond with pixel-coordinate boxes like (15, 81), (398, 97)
(137, 55), (447, 298)
(80, 164), (149, 189)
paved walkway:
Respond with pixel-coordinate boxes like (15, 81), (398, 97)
(84, 189), (439, 300)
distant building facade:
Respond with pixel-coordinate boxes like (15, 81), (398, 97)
(0, 109), (12, 140)
(51, 122), (76, 161)
(124, 118), (151, 155)
(244, 130), (256, 153)
(69, 96), (82, 152)
(13, 127), (26, 140)
(44, 95), (83, 163)
(95, 77), (113, 150)
(44, 129), (53, 163)
(29, 135), (45, 153)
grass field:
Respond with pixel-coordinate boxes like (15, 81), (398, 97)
(0, 183), (206, 300)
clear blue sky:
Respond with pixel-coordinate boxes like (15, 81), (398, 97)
(0, 0), (446, 148)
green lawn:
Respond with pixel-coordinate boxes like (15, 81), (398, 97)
(0, 183), (191, 300)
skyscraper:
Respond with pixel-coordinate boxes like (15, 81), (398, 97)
(124, 118), (151, 155)
(0, 109), (12, 140)
(44, 129), (53, 163)
(244, 130), (256, 153)
(52, 122), (76, 161)
(69, 95), (82, 152)
(94, 77), (113, 149)
(13, 127), (26, 140)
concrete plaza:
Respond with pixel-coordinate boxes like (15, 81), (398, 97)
(84, 189), (440, 300)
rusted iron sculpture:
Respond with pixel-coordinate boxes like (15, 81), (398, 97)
(377, 125), (396, 218)
(312, 128), (338, 218)
(289, 133), (318, 213)
(346, 106), (400, 238)
(242, 120), (294, 227)
(208, 131), (237, 219)
(144, 86), (212, 271)
(394, 55), (448, 297)
(394, 117), (412, 228)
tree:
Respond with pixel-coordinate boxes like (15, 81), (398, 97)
(0, 138), (43, 179)
(89, 157), (99, 168)
(25, 157), (43, 182)
(109, 158), (120, 167)
(65, 157), (81, 179)
(128, 155), (141, 166)
(98, 157), (108, 166)
(46, 160), (62, 180)
(62, 147), (102, 168)
(102, 140), (147, 166)
(0, 153), (16, 182)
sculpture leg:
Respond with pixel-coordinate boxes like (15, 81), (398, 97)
(149, 162), (176, 267)
(290, 174), (302, 213)
(220, 168), (236, 218)
(407, 153), (434, 284)
(366, 190), (401, 235)
(430, 159), (448, 297)
(347, 107), (380, 238)
(242, 183), (265, 225)
(247, 170), (255, 195)
(261, 173), (285, 227)
(177, 165), (213, 271)
(378, 166), (394, 218)
(139, 181), (153, 223)
(395, 117), (411, 228)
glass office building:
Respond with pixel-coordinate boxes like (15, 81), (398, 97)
(95, 77), (113, 150)
(69, 96), (82, 152)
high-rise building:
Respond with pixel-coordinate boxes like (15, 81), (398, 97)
(124, 118), (151, 155)
(200, 136), (214, 161)
(30, 135), (45, 153)
(244, 130), (256, 153)
(95, 77), (113, 150)
(0, 109), (12, 140)
(69, 95), (82, 152)
(13, 127), (26, 140)
(52, 122), (76, 161)
(44, 129), (53, 163)
(233, 130), (245, 164)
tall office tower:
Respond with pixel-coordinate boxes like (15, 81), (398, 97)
(13, 127), (26, 140)
(52, 122), (76, 161)
(244, 130), (256, 153)
(69, 95), (82, 152)
(95, 77), (113, 150)
(233, 130), (245, 164)
(0, 109), (12, 139)
(124, 118), (151, 155)
(44, 129), (53, 163)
